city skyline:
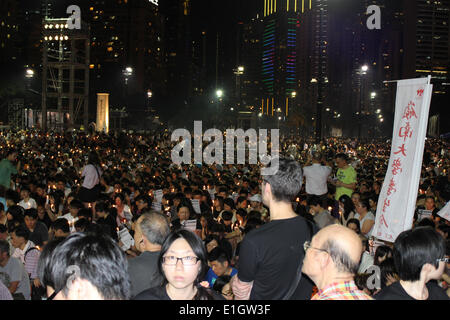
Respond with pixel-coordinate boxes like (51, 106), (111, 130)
(0, 0), (448, 136)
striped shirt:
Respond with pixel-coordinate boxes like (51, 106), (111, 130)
(312, 281), (373, 300)
(0, 281), (13, 300)
(12, 241), (40, 280)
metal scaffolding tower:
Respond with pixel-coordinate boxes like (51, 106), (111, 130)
(41, 18), (90, 131)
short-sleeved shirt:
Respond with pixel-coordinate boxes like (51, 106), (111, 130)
(28, 221), (49, 247)
(18, 198), (37, 210)
(237, 215), (316, 300)
(303, 164), (332, 196)
(0, 159), (17, 189)
(0, 257), (31, 300)
(205, 267), (238, 288)
(335, 166), (357, 200)
(81, 164), (102, 189)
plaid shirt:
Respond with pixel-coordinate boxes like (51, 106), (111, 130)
(312, 281), (373, 300)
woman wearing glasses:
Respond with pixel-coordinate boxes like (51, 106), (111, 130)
(134, 229), (224, 300)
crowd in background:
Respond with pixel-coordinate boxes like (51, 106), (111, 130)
(0, 129), (448, 300)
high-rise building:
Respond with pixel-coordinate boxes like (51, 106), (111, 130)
(260, 0), (306, 120)
(403, 0), (449, 95)
(241, 16), (264, 111)
(0, 0), (20, 63)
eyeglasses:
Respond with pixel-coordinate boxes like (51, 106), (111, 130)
(303, 241), (329, 254)
(436, 257), (449, 263)
(162, 256), (200, 266)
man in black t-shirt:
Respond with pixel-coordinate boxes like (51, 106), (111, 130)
(231, 158), (316, 300)
(23, 209), (48, 247)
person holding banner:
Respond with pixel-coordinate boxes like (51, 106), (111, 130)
(332, 154), (357, 201)
(375, 227), (448, 300)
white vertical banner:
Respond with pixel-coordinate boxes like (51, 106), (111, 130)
(373, 76), (432, 242)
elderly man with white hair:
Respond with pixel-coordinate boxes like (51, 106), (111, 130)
(302, 224), (373, 300)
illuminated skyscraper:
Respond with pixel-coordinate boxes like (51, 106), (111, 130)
(261, 0), (307, 119)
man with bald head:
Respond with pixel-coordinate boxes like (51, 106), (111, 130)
(128, 211), (170, 298)
(302, 224), (373, 300)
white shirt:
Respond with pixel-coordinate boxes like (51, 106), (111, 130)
(58, 213), (79, 233)
(303, 163), (332, 196)
(354, 211), (375, 238)
(82, 164), (102, 189)
(12, 240), (36, 264)
(18, 198), (37, 210)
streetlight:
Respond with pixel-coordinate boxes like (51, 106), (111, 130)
(216, 89), (223, 98)
(359, 65), (369, 139)
(147, 90), (153, 99)
(291, 91), (297, 98)
(371, 92), (376, 99)
(25, 69), (35, 79)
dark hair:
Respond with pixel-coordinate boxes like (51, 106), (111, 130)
(374, 245), (393, 266)
(212, 275), (232, 294)
(0, 240), (10, 256)
(221, 211), (233, 222)
(12, 224), (30, 241)
(78, 208), (92, 221)
(223, 198), (235, 210)
(236, 208), (247, 219)
(307, 195), (323, 207)
(236, 196), (247, 205)
(358, 199), (370, 211)
(339, 194), (355, 220)
(74, 218), (91, 232)
(88, 151), (101, 167)
(0, 224), (7, 234)
(416, 218), (435, 229)
(69, 199), (84, 210)
(138, 212), (170, 246)
(41, 232), (130, 299)
(393, 227), (446, 281)
(346, 218), (361, 234)
(158, 230), (215, 300)
(6, 205), (24, 222)
(51, 218), (70, 234)
(321, 239), (360, 274)
(37, 238), (65, 290)
(95, 201), (109, 213)
(335, 153), (348, 162)
(208, 246), (230, 264)
(176, 198), (195, 219)
(379, 258), (398, 289)
(244, 217), (263, 234)
(354, 273), (374, 295)
(262, 158), (303, 202)
(24, 208), (38, 220)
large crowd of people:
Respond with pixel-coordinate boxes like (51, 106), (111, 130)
(0, 129), (448, 300)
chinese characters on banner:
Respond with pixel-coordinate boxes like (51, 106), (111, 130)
(373, 76), (433, 242)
